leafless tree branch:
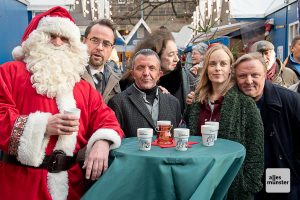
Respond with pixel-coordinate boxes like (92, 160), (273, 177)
(170, 0), (177, 17)
(112, 0), (197, 26)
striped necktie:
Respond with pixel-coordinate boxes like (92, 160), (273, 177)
(93, 72), (105, 94)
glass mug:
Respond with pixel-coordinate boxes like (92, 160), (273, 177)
(155, 121), (173, 145)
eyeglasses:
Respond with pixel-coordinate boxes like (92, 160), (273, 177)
(88, 37), (113, 48)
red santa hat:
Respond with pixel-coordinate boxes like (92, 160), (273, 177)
(12, 6), (81, 61)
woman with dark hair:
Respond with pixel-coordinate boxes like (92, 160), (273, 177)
(184, 44), (264, 199)
(120, 29), (196, 114)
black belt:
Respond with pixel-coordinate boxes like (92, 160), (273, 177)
(1, 150), (77, 173)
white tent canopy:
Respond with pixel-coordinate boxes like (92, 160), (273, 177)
(17, 0), (74, 10)
(230, 0), (297, 18)
(172, 25), (193, 49)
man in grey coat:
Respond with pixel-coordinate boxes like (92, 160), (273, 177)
(108, 49), (181, 137)
(82, 19), (121, 104)
(250, 40), (298, 88)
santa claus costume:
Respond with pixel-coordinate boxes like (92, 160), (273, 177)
(0, 6), (124, 200)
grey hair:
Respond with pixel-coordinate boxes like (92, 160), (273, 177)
(233, 52), (267, 73)
(131, 48), (161, 68)
(192, 43), (208, 55)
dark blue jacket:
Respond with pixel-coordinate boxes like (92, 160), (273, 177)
(286, 55), (300, 79)
(259, 81), (300, 199)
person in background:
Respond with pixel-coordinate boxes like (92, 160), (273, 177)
(250, 40), (298, 88)
(0, 7), (123, 200)
(121, 29), (195, 114)
(108, 47), (123, 78)
(108, 49), (181, 137)
(190, 42), (208, 76)
(234, 52), (300, 200)
(284, 35), (300, 79)
(82, 19), (121, 104)
(184, 44), (264, 200)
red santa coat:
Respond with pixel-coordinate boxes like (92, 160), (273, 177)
(0, 61), (124, 200)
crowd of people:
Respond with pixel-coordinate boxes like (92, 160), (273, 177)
(0, 6), (299, 200)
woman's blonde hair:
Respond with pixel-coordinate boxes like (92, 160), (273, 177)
(195, 44), (235, 103)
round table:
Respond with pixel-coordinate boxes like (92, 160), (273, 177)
(82, 136), (245, 200)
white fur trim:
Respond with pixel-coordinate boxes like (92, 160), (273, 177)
(47, 171), (68, 200)
(56, 92), (76, 115)
(37, 16), (80, 43)
(46, 91), (77, 199)
(17, 111), (51, 167)
(54, 133), (78, 156)
(86, 129), (121, 156)
(12, 46), (25, 61)
(54, 92), (77, 156)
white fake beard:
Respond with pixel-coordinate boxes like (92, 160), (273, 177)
(23, 31), (88, 98)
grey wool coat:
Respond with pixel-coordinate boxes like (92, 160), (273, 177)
(108, 84), (181, 137)
(184, 85), (264, 200)
(82, 65), (121, 104)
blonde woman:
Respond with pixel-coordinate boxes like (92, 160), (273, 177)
(184, 44), (264, 200)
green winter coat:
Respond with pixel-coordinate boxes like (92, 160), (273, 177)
(184, 85), (264, 200)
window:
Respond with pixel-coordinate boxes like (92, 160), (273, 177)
(118, 0), (126, 4)
(288, 21), (299, 54)
(149, 0), (168, 2)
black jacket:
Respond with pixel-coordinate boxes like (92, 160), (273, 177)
(159, 62), (196, 114)
(286, 55), (300, 79)
(108, 85), (181, 137)
(259, 81), (300, 199)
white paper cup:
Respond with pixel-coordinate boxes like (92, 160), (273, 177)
(205, 121), (219, 140)
(174, 128), (189, 151)
(64, 108), (81, 118)
(137, 128), (153, 151)
(174, 128), (190, 138)
(201, 125), (215, 146)
(175, 138), (189, 151)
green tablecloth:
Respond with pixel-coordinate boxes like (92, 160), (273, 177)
(82, 136), (245, 200)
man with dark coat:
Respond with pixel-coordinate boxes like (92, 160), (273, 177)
(108, 49), (181, 137)
(234, 52), (300, 200)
